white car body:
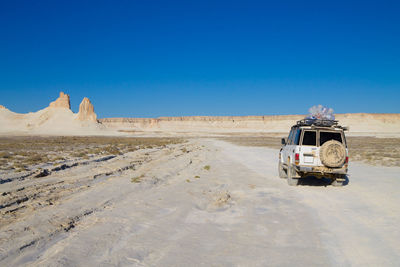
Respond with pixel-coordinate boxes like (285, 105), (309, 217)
(279, 120), (349, 186)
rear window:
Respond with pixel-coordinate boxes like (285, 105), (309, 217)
(302, 131), (316, 146)
(320, 131), (343, 145)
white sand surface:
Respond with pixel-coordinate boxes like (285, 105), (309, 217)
(1, 139), (400, 266)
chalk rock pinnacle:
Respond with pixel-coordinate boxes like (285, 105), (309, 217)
(49, 92), (71, 109)
(76, 97), (97, 122)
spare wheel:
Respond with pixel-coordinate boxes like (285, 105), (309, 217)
(319, 140), (346, 168)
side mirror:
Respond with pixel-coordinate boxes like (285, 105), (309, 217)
(281, 138), (286, 145)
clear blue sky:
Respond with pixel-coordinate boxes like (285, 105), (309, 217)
(1, 0), (399, 118)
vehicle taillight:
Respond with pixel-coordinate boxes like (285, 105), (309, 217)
(295, 153), (299, 165)
(345, 156), (349, 164)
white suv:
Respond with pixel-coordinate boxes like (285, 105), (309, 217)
(278, 119), (349, 186)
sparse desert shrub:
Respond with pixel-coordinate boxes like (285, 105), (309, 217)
(105, 146), (121, 155)
(131, 174), (145, 183)
(16, 151), (30, 157)
(0, 136), (184, 172)
(126, 146), (138, 152)
(12, 162), (27, 172)
(220, 136), (282, 149)
(204, 165), (210, 171)
(23, 154), (49, 165)
(52, 156), (65, 161)
(86, 147), (104, 155)
(72, 151), (88, 158)
(0, 151), (12, 159)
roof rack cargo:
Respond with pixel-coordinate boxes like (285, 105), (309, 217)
(296, 119), (338, 127)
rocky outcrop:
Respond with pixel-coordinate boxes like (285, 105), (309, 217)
(0, 92), (103, 135)
(49, 92), (71, 109)
(0, 105), (6, 110)
(76, 97), (97, 122)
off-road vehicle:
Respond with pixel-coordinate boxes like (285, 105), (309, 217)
(278, 119), (349, 186)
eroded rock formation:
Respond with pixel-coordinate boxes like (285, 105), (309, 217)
(49, 92), (71, 109)
(76, 97), (97, 122)
(0, 105), (6, 110)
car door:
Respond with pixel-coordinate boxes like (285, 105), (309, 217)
(281, 128), (294, 165)
(287, 128), (300, 165)
(282, 128), (295, 165)
(300, 130), (317, 166)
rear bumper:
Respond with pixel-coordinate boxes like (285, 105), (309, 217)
(295, 165), (348, 175)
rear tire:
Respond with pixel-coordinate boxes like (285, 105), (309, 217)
(331, 179), (344, 187)
(287, 165), (299, 186)
(278, 161), (287, 178)
(331, 175), (346, 187)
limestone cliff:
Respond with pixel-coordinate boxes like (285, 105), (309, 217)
(99, 113), (400, 134)
(76, 97), (97, 122)
(49, 92), (71, 109)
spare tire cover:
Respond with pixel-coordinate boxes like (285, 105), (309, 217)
(319, 140), (346, 168)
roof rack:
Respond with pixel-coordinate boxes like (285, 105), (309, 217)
(296, 119), (339, 127)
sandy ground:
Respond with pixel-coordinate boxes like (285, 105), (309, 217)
(1, 139), (400, 266)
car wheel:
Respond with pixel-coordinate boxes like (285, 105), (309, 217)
(278, 161), (287, 178)
(287, 165), (299, 186)
(331, 174), (347, 187)
(331, 179), (343, 187)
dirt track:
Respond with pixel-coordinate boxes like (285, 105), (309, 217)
(1, 139), (400, 266)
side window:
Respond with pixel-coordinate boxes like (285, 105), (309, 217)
(288, 128), (298, 145)
(287, 129), (294, 145)
(302, 131), (316, 146)
(294, 129), (301, 145)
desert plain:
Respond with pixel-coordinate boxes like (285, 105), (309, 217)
(1, 93), (400, 266)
